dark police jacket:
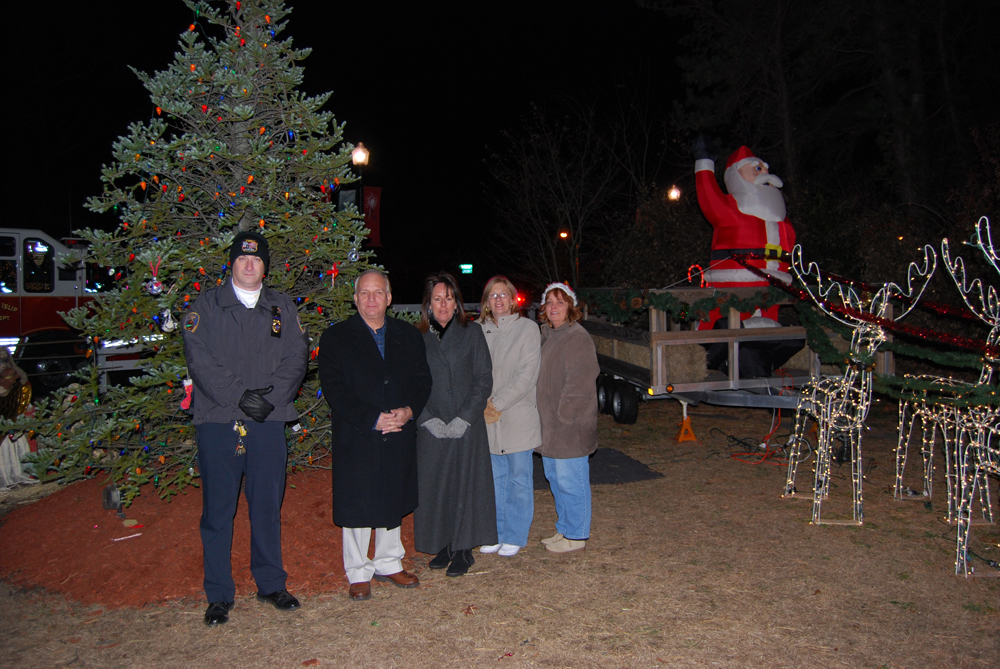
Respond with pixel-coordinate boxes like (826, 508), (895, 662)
(182, 279), (308, 425)
(318, 313), (432, 529)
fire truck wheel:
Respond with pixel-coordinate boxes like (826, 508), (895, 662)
(30, 357), (76, 394)
(611, 381), (639, 424)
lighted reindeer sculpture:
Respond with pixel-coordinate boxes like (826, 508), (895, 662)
(894, 376), (963, 519)
(940, 216), (999, 576)
(783, 243), (937, 525)
(892, 221), (998, 521)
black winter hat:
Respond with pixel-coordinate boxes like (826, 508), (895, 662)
(229, 231), (270, 272)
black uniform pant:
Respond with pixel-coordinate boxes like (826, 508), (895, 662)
(196, 421), (288, 603)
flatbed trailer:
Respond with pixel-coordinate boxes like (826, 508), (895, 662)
(580, 287), (893, 431)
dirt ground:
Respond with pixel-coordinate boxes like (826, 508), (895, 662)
(1, 399), (997, 668)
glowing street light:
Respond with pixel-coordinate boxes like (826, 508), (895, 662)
(667, 185), (681, 201)
(351, 142), (369, 166)
(559, 230), (569, 239)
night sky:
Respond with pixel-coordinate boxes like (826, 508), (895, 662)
(14, 1), (679, 303)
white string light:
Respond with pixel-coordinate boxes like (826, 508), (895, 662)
(783, 244), (937, 525)
(939, 216), (998, 576)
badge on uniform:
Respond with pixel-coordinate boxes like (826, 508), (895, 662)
(183, 312), (200, 333)
(271, 306), (282, 337)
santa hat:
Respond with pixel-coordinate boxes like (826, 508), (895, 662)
(541, 282), (578, 307)
(725, 146), (767, 175)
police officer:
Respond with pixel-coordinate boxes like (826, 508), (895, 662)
(182, 231), (308, 626)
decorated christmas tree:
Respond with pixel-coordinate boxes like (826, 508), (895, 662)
(11, 0), (371, 504)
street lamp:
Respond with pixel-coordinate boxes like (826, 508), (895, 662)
(351, 142), (369, 166)
(667, 185), (681, 201)
(557, 230), (578, 286)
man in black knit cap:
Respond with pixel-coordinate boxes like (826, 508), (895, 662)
(182, 231), (308, 626)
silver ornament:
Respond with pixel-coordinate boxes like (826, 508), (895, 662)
(160, 310), (177, 333)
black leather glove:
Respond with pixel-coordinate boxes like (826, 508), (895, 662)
(691, 133), (717, 162)
(239, 386), (274, 423)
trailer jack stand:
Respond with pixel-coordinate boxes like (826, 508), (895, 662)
(676, 401), (697, 442)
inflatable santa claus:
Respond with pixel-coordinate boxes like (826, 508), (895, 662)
(694, 141), (796, 328)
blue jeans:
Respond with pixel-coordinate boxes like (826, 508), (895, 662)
(542, 455), (591, 540)
(490, 450), (535, 547)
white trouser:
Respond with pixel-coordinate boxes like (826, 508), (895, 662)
(342, 527), (404, 584)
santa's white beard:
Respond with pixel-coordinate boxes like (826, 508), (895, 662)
(727, 174), (787, 222)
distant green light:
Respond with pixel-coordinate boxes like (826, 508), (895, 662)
(459, 263), (473, 275)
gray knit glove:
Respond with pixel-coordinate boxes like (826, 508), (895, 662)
(443, 417), (470, 439)
(422, 418), (448, 439)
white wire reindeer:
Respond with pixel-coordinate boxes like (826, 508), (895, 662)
(783, 243), (937, 525)
(941, 216), (999, 576)
(894, 376), (963, 518)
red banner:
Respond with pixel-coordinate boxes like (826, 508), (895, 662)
(363, 186), (382, 247)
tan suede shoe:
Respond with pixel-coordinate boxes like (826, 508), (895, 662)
(545, 537), (586, 553)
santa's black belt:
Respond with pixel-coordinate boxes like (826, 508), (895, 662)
(711, 248), (790, 262)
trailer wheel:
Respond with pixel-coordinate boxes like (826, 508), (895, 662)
(611, 382), (639, 424)
(596, 375), (613, 414)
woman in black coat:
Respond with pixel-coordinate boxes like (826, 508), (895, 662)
(414, 271), (497, 576)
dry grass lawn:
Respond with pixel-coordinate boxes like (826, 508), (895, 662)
(1, 399), (997, 668)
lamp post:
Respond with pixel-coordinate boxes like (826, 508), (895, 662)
(350, 142), (370, 211)
(351, 142), (369, 197)
(558, 230), (578, 287)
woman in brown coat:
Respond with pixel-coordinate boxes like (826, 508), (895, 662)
(535, 282), (600, 553)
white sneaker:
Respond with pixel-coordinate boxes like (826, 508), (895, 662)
(479, 544), (501, 554)
(497, 544), (521, 557)
(540, 532), (563, 546)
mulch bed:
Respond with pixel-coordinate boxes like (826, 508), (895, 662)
(0, 469), (416, 608)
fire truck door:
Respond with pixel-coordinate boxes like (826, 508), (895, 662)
(0, 233), (21, 342)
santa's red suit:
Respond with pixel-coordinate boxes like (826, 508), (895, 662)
(695, 146), (796, 328)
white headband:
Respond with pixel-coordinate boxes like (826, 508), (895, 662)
(541, 282), (577, 307)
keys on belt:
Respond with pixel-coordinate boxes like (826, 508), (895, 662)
(233, 420), (247, 456)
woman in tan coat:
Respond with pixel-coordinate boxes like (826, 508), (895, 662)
(535, 282), (600, 553)
(478, 276), (542, 557)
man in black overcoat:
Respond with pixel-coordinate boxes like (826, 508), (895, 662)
(318, 269), (432, 601)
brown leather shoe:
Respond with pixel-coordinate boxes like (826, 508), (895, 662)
(348, 581), (372, 601)
(373, 570), (419, 588)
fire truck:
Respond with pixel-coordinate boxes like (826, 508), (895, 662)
(0, 229), (93, 396)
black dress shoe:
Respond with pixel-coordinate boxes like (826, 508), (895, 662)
(256, 588), (301, 611)
(446, 549), (475, 577)
(429, 545), (453, 570)
(204, 601), (234, 626)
